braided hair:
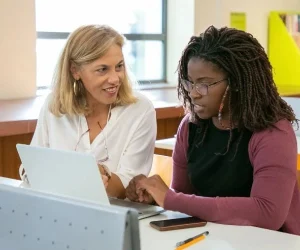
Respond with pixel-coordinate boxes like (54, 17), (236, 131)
(178, 26), (298, 154)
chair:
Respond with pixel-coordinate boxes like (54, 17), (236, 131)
(149, 154), (173, 187)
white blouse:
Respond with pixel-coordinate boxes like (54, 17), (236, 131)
(23, 92), (157, 188)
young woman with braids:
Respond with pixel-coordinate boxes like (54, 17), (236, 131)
(126, 26), (300, 235)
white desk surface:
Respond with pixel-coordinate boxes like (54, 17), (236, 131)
(155, 137), (176, 150)
(155, 136), (300, 154)
(0, 177), (299, 250)
(140, 212), (300, 250)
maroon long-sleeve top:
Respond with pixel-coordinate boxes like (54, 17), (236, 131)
(164, 115), (300, 235)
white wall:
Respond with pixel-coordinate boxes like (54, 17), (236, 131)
(0, 0), (36, 100)
(194, 0), (300, 50)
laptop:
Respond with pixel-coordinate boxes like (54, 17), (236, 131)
(16, 144), (165, 220)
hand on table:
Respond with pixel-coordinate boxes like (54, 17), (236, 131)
(98, 164), (109, 189)
(126, 174), (154, 204)
(101, 174), (109, 189)
(136, 175), (169, 207)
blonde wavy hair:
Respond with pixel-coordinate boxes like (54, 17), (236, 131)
(49, 25), (137, 116)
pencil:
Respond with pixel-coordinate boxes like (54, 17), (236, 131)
(175, 231), (209, 250)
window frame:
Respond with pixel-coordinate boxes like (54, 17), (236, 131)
(36, 0), (167, 88)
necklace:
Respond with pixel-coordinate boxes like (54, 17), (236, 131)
(75, 104), (112, 159)
(96, 104), (111, 163)
(93, 104), (112, 131)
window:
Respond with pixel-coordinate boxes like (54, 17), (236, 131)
(35, 0), (167, 88)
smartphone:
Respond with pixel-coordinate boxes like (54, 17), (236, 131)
(149, 216), (207, 231)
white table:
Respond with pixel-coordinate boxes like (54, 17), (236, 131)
(155, 137), (176, 150)
(0, 177), (299, 250)
(155, 137), (300, 154)
(140, 212), (300, 250)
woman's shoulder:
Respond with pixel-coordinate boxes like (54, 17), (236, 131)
(113, 91), (155, 120)
(122, 91), (155, 112)
(134, 91), (154, 107)
(177, 113), (191, 137)
(39, 93), (76, 121)
(39, 93), (53, 116)
(252, 119), (296, 140)
(181, 113), (191, 124)
(249, 119), (297, 156)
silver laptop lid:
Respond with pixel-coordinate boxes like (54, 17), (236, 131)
(17, 144), (165, 219)
(16, 144), (110, 206)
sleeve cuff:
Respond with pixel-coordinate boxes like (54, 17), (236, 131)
(164, 189), (179, 210)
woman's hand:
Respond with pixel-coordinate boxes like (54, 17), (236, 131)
(136, 175), (169, 207)
(98, 164), (109, 189)
(125, 174), (154, 204)
(101, 174), (109, 189)
(98, 164), (125, 198)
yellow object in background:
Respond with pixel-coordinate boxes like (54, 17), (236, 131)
(230, 12), (246, 31)
(268, 11), (300, 96)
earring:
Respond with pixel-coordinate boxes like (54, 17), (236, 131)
(73, 79), (79, 96)
(218, 86), (230, 130)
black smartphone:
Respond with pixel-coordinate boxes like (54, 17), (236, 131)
(150, 216), (207, 231)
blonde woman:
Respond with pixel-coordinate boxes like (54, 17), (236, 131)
(20, 25), (157, 198)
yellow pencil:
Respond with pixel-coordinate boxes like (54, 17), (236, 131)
(175, 231), (209, 250)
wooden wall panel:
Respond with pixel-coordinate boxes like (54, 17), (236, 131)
(154, 117), (183, 157)
(0, 133), (33, 180)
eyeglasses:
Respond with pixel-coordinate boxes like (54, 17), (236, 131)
(181, 78), (228, 96)
(75, 125), (109, 164)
